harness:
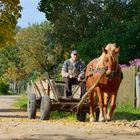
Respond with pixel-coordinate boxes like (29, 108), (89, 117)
(87, 58), (120, 80)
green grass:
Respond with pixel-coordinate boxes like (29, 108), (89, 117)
(50, 111), (76, 120)
(13, 95), (140, 121)
(12, 94), (27, 109)
(114, 104), (140, 121)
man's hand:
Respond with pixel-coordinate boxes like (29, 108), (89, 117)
(77, 76), (82, 81)
(69, 75), (73, 78)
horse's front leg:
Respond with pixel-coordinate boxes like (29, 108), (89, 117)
(103, 92), (110, 121)
(107, 93), (117, 121)
(96, 87), (105, 122)
(88, 92), (96, 122)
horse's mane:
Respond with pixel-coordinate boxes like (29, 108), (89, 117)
(96, 43), (119, 69)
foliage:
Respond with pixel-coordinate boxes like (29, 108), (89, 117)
(15, 21), (62, 80)
(0, 44), (26, 94)
(39, 0), (140, 64)
(0, 78), (9, 95)
(0, 0), (22, 48)
(0, 22), (63, 94)
(114, 103), (140, 120)
(0, 45), (22, 81)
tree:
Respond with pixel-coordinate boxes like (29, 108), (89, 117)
(0, 22), (63, 93)
(38, 0), (103, 48)
(0, 0), (21, 48)
(39, 0), (140, 64)
(16, 21), (62, 79)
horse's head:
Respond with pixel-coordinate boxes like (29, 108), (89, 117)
(102, 45), (120, 76)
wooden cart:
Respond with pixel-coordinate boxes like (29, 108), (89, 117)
(27, 78), (91, 122)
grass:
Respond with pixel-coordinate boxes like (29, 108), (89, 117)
(13, 95), (140, 121)
(50, 111), (76, 120)
(12, 94), (27, 109)
(114, 104), (140, 121)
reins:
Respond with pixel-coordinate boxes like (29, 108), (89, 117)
(77, 69), (106, 112)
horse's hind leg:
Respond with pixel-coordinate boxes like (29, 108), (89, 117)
(96, 88), (105, 122)
(103, 92), (110, 121)
(89, 92), (96, 122)
(107, 93), (116, 121)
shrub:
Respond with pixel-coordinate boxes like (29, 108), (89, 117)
(0, 81), (9, 95)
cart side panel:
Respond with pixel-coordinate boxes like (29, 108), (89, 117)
(49, 79), (60, 100)
(27, 82), (41, 100)
(41, 80), (50, 96)
(34, 81), (45, 97)
(72, 85), (81, 99)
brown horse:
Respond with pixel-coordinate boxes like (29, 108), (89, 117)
(85, 43), (123, 122)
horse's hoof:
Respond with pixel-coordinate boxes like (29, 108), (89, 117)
(99, 119), (105, 122)
(98, 116), (105, 122)
(106, 114), (112, 121)
(90, 117), (96, 122)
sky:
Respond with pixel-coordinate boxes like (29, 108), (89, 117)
(17, 0), (46, 28)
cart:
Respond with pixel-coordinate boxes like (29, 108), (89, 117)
(27, 78), (91, 122)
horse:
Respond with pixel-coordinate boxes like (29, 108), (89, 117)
(85, 43), (123, 122)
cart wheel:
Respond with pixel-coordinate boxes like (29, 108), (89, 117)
(76, 111), (86, 122)
(27, 93), (37, 119)
(40, 95), (51, 120)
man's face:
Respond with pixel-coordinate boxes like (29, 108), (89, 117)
(71, 53), (78, 61)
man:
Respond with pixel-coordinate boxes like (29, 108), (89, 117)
(61, 50), (85, 97)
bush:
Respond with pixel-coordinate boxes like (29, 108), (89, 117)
(0, 81), (9, 95)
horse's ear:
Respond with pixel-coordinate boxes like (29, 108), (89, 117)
(102, 47), (107, 54)
(115, 47), (120, 54)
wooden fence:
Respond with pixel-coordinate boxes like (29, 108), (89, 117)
(117, 66), (140, 107)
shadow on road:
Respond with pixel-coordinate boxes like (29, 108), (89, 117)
(0, 108), (27, 118)
(0, 108), (26, 112)
(0, 114), (27, 118)
(12, 134), (89, 140)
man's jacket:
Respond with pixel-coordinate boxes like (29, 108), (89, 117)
(61, 58), (85, 79)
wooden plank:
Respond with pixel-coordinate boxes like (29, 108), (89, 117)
(49, 79), (60, 100)
(41, 80), (50, 96)
(117, 66), (136, 107)
(27, 81), (41, 100)
(34, 81), (45, 97)
(55, 82), (66, 97)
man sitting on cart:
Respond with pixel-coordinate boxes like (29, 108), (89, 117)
(61, 50), (85, 98)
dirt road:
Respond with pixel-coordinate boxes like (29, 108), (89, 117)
(0, 95), (140, 140)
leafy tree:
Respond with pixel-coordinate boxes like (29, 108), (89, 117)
(0, 22), (63, 93)
(39, 0), (140, 64)
(0, 44), (21, 94)
(0, 0), (21, 48)
(39, 0), (103, 48)
(16, 21), (62, 79)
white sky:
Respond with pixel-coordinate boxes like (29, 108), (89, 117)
(17, 0), (46, 28)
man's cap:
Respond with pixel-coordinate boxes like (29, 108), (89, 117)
(71, 50), (77, 55)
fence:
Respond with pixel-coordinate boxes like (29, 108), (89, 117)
(117, 66), (140, 108)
